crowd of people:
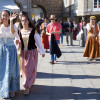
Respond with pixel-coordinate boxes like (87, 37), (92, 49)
(0, 9), (100, 99)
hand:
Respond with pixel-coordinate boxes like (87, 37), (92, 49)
(16, 40), (19, 44)
(42, 54), (45, 57)
(10, 13), (17, 21)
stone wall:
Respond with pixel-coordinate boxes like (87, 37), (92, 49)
(15, 0), (63, 19)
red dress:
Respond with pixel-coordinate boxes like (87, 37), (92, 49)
(41, 23), (49, 49)
(73, 24), (78, 40)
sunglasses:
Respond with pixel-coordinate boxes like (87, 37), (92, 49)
(51, 19), (55, 20)
(91, 19), (95, 20)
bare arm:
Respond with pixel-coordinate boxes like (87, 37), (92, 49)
(10, 20), (15, 34)
(10, 13), (17, 34)
(46, 31), (51, 35)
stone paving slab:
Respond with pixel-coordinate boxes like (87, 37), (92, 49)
(1, 36), (100, 100)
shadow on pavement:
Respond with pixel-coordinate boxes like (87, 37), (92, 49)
(36, 72), (100, 79)
(61, 51), (84, 53)
(11, 85), (100, 100)
(54, 60), (100, 65)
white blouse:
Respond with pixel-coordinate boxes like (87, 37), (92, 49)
(86, 23), (95, 31)
(21, 31), (45, 55)
(0, 24), (20, 42)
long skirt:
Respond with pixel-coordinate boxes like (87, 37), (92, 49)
(21, 49), (38, 88)
(0, 45), (20, 98)
(83, 36), (100, 59)
(72, 29), (77, 40)
(41, 34), (49, 49)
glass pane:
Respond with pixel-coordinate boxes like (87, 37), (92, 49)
(94, 0), (97, 2)
(94, 5), (97, 8)
(94, 0), (97, 8)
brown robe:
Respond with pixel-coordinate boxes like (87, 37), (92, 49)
(83, 23), (100, 59)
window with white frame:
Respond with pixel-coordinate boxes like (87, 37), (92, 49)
(74, 0), (78, 13)
(94, 0), (100, 10)
(64, 0), (67, 6)
(74, 0), (78, 10)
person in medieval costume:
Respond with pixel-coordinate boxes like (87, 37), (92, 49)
(18, 15), (45, 94)
(83, 16), (100, 61)
(0, 10), (20, 98)
(40, 18), (49, 52)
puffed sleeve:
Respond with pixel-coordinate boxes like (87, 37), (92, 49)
(86, 23), (91, 31)
(34, 33), (45, 55)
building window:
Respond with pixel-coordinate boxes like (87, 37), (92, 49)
(94, 0), (100, 8)
(74, 0), (78, 13)
(93, 0), (100, 11)
(64, 0), (67, 6)
(74, 0), (78, 10)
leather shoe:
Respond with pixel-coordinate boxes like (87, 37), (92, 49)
(49, 61), (54, 64)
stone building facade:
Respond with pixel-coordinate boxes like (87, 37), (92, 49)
(14, 0), (100, 22)
(63, 0), (100, 22)
(15, 0), (63, 19)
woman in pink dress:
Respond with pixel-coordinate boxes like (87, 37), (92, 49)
(18, 15), (45, 94)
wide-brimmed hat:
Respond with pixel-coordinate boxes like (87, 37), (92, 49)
(90, 16), (96, 20)
(49, 15), (56, 19)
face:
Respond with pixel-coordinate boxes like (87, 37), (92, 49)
(51, 19), (55, 23)
(1, 11), (10, 23)
(67, 19), (70, 22)
(90, 19), (96, 24)
(60, 20), (62, 23)
(83, 21), (86, 25)
(73, 21), (75, 24)
(44, 19), (48, 23)
(21, 17), (29, 27)
(19, 13), (23, 20)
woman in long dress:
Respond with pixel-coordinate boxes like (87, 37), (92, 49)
(18, 15), (45, 94)
(83, 16), (100, 60)
(40, 18), (49, 52)
(0, 10), (20, 98)
(72, 21), (78, 40)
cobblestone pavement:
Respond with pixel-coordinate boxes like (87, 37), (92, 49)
(1, 36), (100, 100)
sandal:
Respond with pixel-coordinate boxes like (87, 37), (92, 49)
(23, 88), (30, 95)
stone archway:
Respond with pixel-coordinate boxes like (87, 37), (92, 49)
(14, 0), (22, 10)
(14, 0), (63, 19)
(31, 0), (63, 18)
(37, 5), (47, 18)
(31, 4), (47, 20)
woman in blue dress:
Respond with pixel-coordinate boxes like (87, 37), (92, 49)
(0, 10), (20, 98)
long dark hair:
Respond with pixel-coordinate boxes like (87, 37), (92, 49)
(35, 24), (40, 34)
(19, 15), (35, 29)
(2, 10), (10, 16)
(1, 10), (10, 24)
